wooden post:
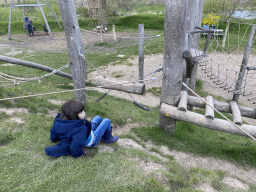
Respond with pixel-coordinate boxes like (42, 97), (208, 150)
(193, 0), (205, 46)
(184, 0), (204, 110)
(222, 21), (229, 48)
(138, 24), (144, 84)
(233, 24), (256, 103)
(23, 0), (26, 31)
(159, 0), (187, 133)
(230, 101), (242, 125)
(57, 0), (86, 105)
(37, 0), (52, 37)
(93, 76), (145, 95)
(100, 25), (103, 43)
(160, 103), (256, 138)
(112, 25), (116, 41)
(205, 96), (214, 119)
(204, 32), (211, 54)
(46, 0), (62, 29)
(8, 0), (13, 40)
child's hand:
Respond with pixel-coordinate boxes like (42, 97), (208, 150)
(84, 150), (86, 156)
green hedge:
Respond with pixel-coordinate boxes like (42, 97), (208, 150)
(0, 20), (65, 35)
(1, 15), (256, 35)
(116, 14), (165, 30)
(0, 19), (102, 35)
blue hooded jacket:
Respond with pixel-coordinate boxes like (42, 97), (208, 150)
(45, 114), (91, 158)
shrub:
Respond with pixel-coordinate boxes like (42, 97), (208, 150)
(116, 14), (165, 30)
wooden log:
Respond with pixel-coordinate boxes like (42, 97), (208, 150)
(178, 90), (188, 111)
(160, 103), (256, 138)
(205, 96), (214, 119)
(93, 76), (145, 95)
(187, 94), (256, 119)
(183, 48), (203, 79)
(247, 66), (256, 71)
(159, 0), (187, 133)
(191, 48), (204, 58)
(0, 55), (72, 79)
(230, 101), (242, 125)
(58, 0), (86, 105)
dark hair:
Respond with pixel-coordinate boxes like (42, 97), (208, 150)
(60, 100), (84, 120)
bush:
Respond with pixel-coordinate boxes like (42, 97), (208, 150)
(116, 14), (165, 30)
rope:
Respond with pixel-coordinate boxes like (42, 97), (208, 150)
(189, 31), (256, 103)
(180, 81), (256, 142)
(79, 53), (106, 78)
(128, 93), (159, 111)
(0, 74), (164, 101)
(79, 28), (164, 40)
(0, 63), (70, 87)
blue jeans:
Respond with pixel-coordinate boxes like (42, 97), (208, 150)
(90, 116), (111, 147)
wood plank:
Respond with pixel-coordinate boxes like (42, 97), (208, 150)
(0, 55), (72, 79)
(160, 103), (256, 137)
(93, 76), (145, 95)
(205, 96), (214, 119)
(187, 94), (256, 119)
(178, 90), (188, 111)
(230, 101), (242, 125)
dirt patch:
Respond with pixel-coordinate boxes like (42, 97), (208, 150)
(47, 99), (66, 106)
(222, 176), (250, 191)
(9, 117), (25, 124)
(112, 122), (142, 136)
(159, 146), (256, 185)
(0, 107), (28, 115)
(195, 182), (218, 192)
(118, 138), (144, 151)
(132, 157), (166, 175)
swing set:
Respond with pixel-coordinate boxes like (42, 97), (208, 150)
(8, 0), (62, 39)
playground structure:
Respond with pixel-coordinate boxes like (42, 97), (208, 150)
(8, 0), (62, 39)
(1, 0), (256, 141)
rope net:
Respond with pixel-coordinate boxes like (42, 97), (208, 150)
(190, 21), (256, 105)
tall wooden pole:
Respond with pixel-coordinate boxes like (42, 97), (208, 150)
(184, 0), (204, 110)
(37, 0), (52, 37)
(192, 0), (205, 46)
(8, 0), (13, 40)
(233, 24), (256, 103)
(138, 24), (144, 84)
(46, 0), (62, 29)
(222, 21), (229, 48)
(57, 0), (87, 105)
(23, 0), (26, 31)
(159, 0), (187, 133)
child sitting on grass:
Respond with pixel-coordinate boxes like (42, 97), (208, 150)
(45, 100), (118, 158)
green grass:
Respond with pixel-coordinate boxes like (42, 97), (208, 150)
(1, 41), (256, 191)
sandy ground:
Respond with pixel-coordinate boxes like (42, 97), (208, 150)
(1, 32), (256, 191)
